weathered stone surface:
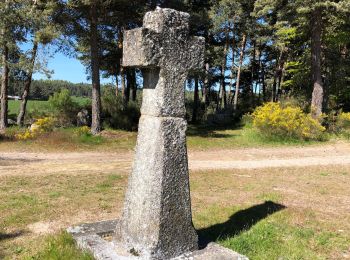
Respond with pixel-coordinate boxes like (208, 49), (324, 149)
(183, 243), (249, 260)
(7, 119), (16, 125)
(123, 8), (205, 118)
(67, 219), (118, 238)
(117, 116), (197, 259)
(117, 7), (205, 259)
(68, 220), (249, 260)
(77, 109), (90, 126)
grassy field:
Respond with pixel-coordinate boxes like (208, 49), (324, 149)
(8, 100), (50, 118)
(8, 97), (90, 119)
(1, 166), (349, 259)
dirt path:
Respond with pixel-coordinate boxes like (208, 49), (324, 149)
(1, 141), (350, 176)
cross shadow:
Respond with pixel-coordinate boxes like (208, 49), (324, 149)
(197, 201), (286, 248)
(0, 230), (27, 241)
(0, 231), (28, 258)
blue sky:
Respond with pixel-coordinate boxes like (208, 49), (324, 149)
(33, 51), (113, 85)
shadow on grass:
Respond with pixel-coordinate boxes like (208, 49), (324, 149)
(197, 201), (286, 248)
(0, 230), (27, 241)
(187, 124), (243, 138)
(0, 231), (29, 259)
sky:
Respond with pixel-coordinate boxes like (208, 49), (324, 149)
(32, 51), (113, 85)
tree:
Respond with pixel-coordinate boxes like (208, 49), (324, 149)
(57, 0), (147, 134)
(0, 0), (29, 130)
(17, 0), (59, 126)
(255, 0), (350, 116)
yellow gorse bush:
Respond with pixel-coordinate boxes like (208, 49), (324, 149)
(337, 112), (350, 129)
(334, 112), (350, 133)
(74, 126), (91, 136)
(16, 117), (55, 140)
(252, 102), (325, 140)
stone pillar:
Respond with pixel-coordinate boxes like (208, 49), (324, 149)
(117, 8), (205, 259)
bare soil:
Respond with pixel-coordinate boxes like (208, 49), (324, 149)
(1, 141), (350, 176)
(1, 142), (350, 259)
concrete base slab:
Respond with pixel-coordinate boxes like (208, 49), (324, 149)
(67, 220), (248, 260)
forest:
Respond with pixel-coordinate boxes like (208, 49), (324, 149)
(1, 0), (350, 135)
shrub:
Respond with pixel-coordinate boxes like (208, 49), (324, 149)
(74, 126), (91, 136)
(337, 112), (350, 129)
(252, 102), (325, 140)
(101, 87), (140, 131)
(327, 111), (350, 138)
(3, 126), (26, 140)
(241, 113), (253, 128)
(48, 89), (80, 126)
(16, 117), (55, 140)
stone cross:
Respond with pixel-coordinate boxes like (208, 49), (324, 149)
(118, 8), (205, 259)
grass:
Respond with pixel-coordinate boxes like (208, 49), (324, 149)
(25, 232), (94, 260)
(8, 100), (50, 119)
(8, 97), (90, 120)
(1, 165), (349, 259)
(0, 124), (331, 153)
(0, 127), (137, 152)
(187, 124), (326, 149)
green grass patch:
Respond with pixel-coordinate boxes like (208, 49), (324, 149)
(187, 124), (323, 150)
(195, 204), (350, 260)
(8, 100), (50, 118)
(27, 232), (93, 260)
(8, 97), (90, 121)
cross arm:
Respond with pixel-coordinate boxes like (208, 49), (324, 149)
(122, 28), (160, 68)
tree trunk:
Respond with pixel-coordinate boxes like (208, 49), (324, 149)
(272, 48), (285, 102)
(192, 77), (199, 123)
(131, 69), (137, 101)
(17, 41), (38, 126)
(115, 73), (119, 96)
(311, 7), (323, 118)
(262, 64), (266, 102)
(219, 30), (229, 109)
(125, 69), (131, 104)
(233, 33), (247, 111)
(0, 37), (9, 131)
(255, 46), (262, 104)
(229, 32), (236, 104)
(250, 39), (256, 106)
(90, 2), (102, 135)
(121, 66), (127, 107)
(277, 62), (285, 100)
(202, 62), (209, 105)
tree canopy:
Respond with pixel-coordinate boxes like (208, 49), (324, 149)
(1, 0), (350, 131)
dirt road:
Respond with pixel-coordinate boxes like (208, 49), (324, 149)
(1, 141), (350, 176)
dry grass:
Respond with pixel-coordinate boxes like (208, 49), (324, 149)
(0, 128), (137, 152)
(0, 125), (332, 154)
(1, 165), (350, 259)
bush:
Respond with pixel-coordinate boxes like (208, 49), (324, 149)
(16, 117), (56, 140)
(2, 126), (26, 140)
(101, 87), (140, 131)
(327, 111), (350, 138)
(48, 89), (80, 126)
(336, 112), (350, 129)
(252, 102), (325, 140)
(74, 126), (91, 136)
